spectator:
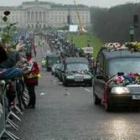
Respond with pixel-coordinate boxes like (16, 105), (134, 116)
(24, 51), (40, 109)
(0, 42), (29, 80)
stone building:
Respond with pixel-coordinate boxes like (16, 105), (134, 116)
(0, 0), (90, 29)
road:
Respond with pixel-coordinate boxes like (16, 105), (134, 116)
(13, 42), (140, 140)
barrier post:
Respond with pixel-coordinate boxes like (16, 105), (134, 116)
(0, 80), (19, 140)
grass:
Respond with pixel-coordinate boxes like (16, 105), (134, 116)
(67, 33), (102, 59)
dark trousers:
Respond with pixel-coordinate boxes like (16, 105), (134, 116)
(26, 85), (36, 106)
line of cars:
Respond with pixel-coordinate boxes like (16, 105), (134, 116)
(51, 57), (93, 87)
(43, 41), (140, 112)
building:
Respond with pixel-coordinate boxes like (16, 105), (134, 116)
(0, 0), (90, 29)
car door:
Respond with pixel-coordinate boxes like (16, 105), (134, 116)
(94, 52), (106, 100)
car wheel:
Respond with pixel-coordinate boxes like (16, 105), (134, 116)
(105, 101), (114, 112)
(93, 85), (101, 105)
(94, 94), (101, 105)
(88, 80), (92, 87)
(63, 79), (68, 86)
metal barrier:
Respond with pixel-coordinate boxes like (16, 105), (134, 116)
(0, 80), (19, 140)
(0, 81), (5, 138)
(0, 79), (29, 140)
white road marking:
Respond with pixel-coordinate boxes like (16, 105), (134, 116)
(84, 88), (92, 93)
(40, 93), (46, 96)
(64, 92), (70, 96)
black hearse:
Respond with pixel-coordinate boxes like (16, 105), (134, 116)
(93, 45), (140, 111)
(61, 57), (93, 86)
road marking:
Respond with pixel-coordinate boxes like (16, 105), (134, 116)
(63, 92), (70, 96)
(40, 93), (46, 96)
(84, 88), (92, 93)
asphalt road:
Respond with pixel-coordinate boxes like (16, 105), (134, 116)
(12, 42), (140, 140)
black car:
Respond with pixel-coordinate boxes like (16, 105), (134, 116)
(51, 64), (60, 75)
(61, 57), (93, 86)
(46, 53), (60, 71)
(93, 43), (140, 111)
(56, 63), (64, 81)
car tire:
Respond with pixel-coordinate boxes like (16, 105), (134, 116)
(63, 79), (68, 86)
(93, 84), (101, 105)
(105, 101), (114, 112)
(54, 73), (57, 77)
(94, 94), (101, 105)
(89, 81), (92, 87)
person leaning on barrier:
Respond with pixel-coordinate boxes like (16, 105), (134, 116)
(0, 42), (30, 80)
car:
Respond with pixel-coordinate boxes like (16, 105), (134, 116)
(51, 64), (60, 75)
(45, 53), (60, 71)
(41, 57), (46, 67)
(61, 57), (93, 86)
(55, 63), (64, 81)
(93, 42), (140, 112)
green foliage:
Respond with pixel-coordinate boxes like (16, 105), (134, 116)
(67, 33), (102, 58)
(90, 3), (140, 43)
(0, 11), (18, 45)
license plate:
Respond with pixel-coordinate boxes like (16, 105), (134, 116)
(75, 76), (84, 81)
(132, 95), (140, 100)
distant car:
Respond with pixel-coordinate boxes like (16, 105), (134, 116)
(51, 64), (60, 75)
(41, 57), (46, 67)
(56, 64), (64, 81)
(61, 57), (93, 86)
(45, 53), (60, 71)
(93, 43), (140, 112)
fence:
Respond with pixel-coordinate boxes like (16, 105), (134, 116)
(0, 81), (5, 138)
(0, 79), (29, 140)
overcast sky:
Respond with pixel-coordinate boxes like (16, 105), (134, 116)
(0, 0), (140, 8)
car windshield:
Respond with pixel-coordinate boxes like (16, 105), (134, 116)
(66, 63), (89, 71)
(48, 57), (60, 64)
(108, 58), (140, 76)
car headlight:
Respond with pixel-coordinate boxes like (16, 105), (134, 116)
(111, 87), (130, 94)
(66, 76), (74, 79)
(84, 75), (91, 79)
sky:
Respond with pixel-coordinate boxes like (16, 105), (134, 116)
(0, 0), (140, 8)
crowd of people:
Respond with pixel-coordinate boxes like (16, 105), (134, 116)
(0, 41), (40, 109)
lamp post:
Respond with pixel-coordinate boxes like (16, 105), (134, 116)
(129, 26), (135, 42)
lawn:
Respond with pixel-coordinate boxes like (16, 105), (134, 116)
(67, 33), (102, 59)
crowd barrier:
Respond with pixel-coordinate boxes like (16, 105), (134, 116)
(0, 78), (29, 140)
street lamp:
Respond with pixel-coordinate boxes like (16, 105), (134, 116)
(129, 26), (135, 42)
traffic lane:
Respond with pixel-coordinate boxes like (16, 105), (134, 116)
(17, 71), (140, 140)
(57, 83), (140, 139)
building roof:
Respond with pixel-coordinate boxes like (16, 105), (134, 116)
(0, 0), (89, 11)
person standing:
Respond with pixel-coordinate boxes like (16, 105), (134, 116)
(24, 51), (40, 108)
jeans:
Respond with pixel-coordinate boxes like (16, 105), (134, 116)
(26, 85), (36, 106)
(0, 68), (23, 80)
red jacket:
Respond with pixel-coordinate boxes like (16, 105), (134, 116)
(24, 57), (40, 85)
